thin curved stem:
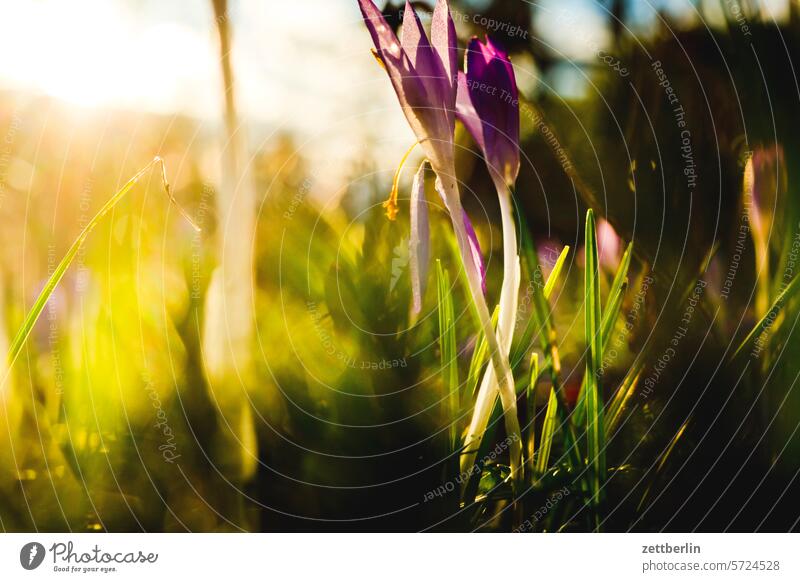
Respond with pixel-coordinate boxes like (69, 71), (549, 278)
(3, 157), (198, 385)
(437, 175), (522, 484)
(460, 178), (521, 486)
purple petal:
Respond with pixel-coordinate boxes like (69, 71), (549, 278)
(409, 161), (430, 313)
(401, 3), (449, 122)
(431, 0), (458, 128)
(596, 218), (621, 270)
(485, 37), (518, 104)
(456, 71), (486, 153)
(459, 36), (520, 186)
(462, 209), (487, 294)
(401, 2), (433, 75)
(357, 0), (439, 147)
(357, 0), (405, 75)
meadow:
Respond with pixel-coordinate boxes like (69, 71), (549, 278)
(0, 0), (799, 532)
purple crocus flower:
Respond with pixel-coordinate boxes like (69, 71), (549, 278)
(454, 35), (524, 480)
(358, 0), (522, 482)
(359, 0), (486, 291)
(456, 36), (520, 188)
(357, 0), (457, 200)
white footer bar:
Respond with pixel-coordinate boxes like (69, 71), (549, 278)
(0, 533), (796, 581)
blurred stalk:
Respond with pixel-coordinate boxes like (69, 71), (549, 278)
(205, 0), (256, 378)
(204, 0), (259, 497)
(743, 154), (770, 318)
(0, 274), (9, 393)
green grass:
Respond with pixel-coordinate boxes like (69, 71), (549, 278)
(437, 260), (459, 453)
(732, 271), (800, 359)
(574, 241), (632, 427)
(466, 306), (499, 401)
(534, 385), (559, 480)
(583, 209), (605, 528)
(525, 352), (540, 481)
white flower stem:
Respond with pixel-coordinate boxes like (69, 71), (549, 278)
(437, 175), (522, 486)
(460, 179), (522, 489)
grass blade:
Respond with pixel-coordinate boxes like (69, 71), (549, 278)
(584, 209), (605, 524)
(637, 420), (689, 511)
(466, 306), (499, 400)
(437, 260), (459, 452)
(732, 272), (800, 359)
(573, 240), (632, 427)
(515, 213), (560, 356)
(513, 243), (568, 369)
(515, 212), (582, 471)
(608, 242), (633, 310)
(535, 387), (558, 479)
(543, 245), (570, 299)
(5, 157), (199, 374)
(605, 362), (643, 437)
(525, 352), (540, 481)
(573, 276), (629, 427)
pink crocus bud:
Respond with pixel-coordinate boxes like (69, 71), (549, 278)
(596, 218), (622, 271)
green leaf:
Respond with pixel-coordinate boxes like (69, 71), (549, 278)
(466, 306), (499, 401)
(732, 272), (800, 359)
(543, 245), (571, 299)
(515, 213), (582, 472)
(515, 213), (560, 356)
(583, 209), (605, 521)
(525, 352), (540, 481)
(573, 281), (628, 427)
(512, 242), (568, 376)
(574, 242), (632, 429)
(437, 260), (459, 452)
(535, 387), (558, 479)
(637, 421), (689, 511)
(605, 362), (643, 437)
(608, 242), (633, 313)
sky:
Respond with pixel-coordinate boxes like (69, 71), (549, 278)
(0, 0), (791, 177)
(0, 0), (413, 191)
(0, 0), (369, 125)
(0, 0), (791, 117)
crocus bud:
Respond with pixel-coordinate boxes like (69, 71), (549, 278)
(744, 144), (786, 316)
(409, 161), (430, 313)
(597, 218), (622, 271)
(456, 36), (520, 188)
(745, 144), (786, 248)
